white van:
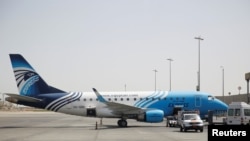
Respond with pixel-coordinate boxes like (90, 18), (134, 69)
(225, 102), (250, 125)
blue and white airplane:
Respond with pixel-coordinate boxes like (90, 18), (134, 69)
(5, 54), (228, 127)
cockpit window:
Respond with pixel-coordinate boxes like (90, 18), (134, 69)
(208, 95), (215, 100)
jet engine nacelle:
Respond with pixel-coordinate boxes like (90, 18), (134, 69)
(137, 109), (164, 123)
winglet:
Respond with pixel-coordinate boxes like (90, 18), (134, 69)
(92, 88), (107, 103)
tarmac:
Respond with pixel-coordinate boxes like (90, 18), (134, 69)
(0, 111), (209, 141)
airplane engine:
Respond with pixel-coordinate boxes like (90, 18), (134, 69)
(137, 109), (164, 123)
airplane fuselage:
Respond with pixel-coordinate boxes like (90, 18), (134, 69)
(13, 90), (227, 120)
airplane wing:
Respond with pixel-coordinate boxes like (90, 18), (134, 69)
(5, 93), (43, 103)
(92, 88), (145, 115)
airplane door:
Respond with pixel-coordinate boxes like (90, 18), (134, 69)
(195, 95), (201, 107)
(173, 107), (182, 115)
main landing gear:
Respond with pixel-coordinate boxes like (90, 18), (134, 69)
(117, 119), (127, 127)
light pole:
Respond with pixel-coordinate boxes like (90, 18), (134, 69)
(167, 58), (173, 91)
(153, 69), (158, 91)
(228, 92), (232, 103)
(220, 66), (224, 102)
(194, 36), (204, 91)
(245, 72), (250, 104)
(238, 86), (241, 95)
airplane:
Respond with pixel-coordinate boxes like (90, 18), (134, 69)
(5, 54), (228, 127)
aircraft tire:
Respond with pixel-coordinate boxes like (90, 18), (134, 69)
(117, 119), (127, 127)
(120, 120), (127, 127)
(117, 120), (122, 127)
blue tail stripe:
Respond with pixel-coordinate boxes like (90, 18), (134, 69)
(143, 91), (167, 108)
(134, 91), (158, 107)
(54, 93), (82, 112)
(48, 93), (75, 110)
(135, 91), (162, 107)
(137, 92), (161, 108)
(47, 92), (82, 111)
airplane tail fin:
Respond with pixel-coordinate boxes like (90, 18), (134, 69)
(9, 54), (65, 97)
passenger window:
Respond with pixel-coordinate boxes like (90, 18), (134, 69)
(235, 109), (240, 116)
(228, 109), (234, 116)
(244, 109), (250, 116)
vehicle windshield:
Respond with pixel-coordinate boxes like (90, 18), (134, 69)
(244, 109), (250, 116)
(184, 114), (200, 120)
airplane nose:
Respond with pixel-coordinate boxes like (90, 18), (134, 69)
(221, 103), (228, 110)
(217, 99), (228, 110)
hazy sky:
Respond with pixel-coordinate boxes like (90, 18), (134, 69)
(0, 0), (250, 97)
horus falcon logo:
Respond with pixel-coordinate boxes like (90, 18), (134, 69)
(14, 69), (40, 95)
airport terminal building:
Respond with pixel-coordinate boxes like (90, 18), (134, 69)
(216, 93), (250, 105)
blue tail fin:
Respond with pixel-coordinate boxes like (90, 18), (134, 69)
(9, 54), (65, 97)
